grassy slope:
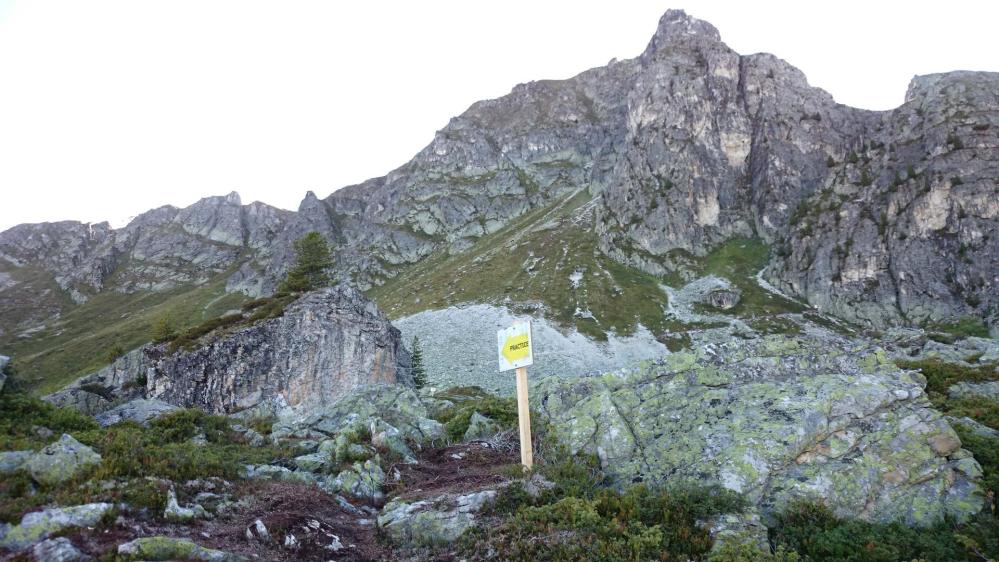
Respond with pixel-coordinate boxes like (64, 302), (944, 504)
(2, 273), (247, 394)
(369, 190), (671, 341)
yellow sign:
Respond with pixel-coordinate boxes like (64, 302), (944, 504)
(502, 333), (531, 363)
(497, 321), (533, 371)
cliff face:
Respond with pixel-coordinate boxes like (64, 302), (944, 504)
(1, 9), (996, 351)
(44, 286), (412, 417)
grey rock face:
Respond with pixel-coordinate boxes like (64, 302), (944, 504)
(26, 434), (102, 487)
(768, 71), (999, 328)
(535, 335), (985, 525)
(0, 451), (31, 474)
(146, 286), (412, 416)
(94, 398), (179, 427)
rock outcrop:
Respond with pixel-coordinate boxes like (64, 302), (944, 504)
(535, 335), (985, 525)
(146, 286), (411, 415)
(45, 287), (412, 418)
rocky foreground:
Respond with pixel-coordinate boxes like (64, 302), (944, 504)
(2, 324), (999, 560)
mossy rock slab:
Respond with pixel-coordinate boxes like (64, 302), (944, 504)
(535, 335), (986, 526)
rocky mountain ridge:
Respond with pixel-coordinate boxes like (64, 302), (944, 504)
(1, 9), (996, 387)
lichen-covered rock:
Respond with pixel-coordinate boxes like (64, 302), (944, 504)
(0, 450), (31, 474)
(117, 536), (246, 562)
(292, 452), (331, 473)
(272, 384), (442, 444)
(146, 287), (412, 416)
(322, 459), (385, 503)
(95, 398), (179, 427)
(948, 381), (999, 401)
(536, 335), (985, 525)
(377, 490), (496, 547)
(463, 412), (500, 441)
(0, 503), (111, 549)
(163, 488), (210, 522)
(26, 434), (101, 486)
(242, 464), (315, 485)
(31, 537), (91, 562)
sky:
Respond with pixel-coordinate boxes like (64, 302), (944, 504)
(0, 1), (996, 232)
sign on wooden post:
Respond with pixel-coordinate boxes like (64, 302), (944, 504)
(497, 321), (534, 470)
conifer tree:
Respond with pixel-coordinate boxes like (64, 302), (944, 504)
(410, 336), (427, 389)
(278, 231), (334, 294)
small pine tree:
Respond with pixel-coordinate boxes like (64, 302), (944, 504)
(151, 315), (177, 343)
(410, 336), (427, 389)
(278, 232), (334, 294)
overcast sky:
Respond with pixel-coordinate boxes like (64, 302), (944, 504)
(1, 1), (996, 232)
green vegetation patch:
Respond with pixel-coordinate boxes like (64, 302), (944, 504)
(695, 238), (805, 318)
(0, 387), (292, 523)
(430, 386), (519, 441)
(770, 500), (999, 562)
(925, 316), (991, 342)
(459, 431), (743, 561)
(2, 274), (249, 394)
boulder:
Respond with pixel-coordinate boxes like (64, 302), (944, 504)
(117, 536), (246, 562)
(377, 490), (496, 547)
(32, 537), (91, 562)
(535, 335), (985, 525)
(27, 434), (102, 486)
(0, 503), (111, 549)
(163, 488), (210, 522)
(706, 289), (741, 311)
(322, 459), (385, 503)
(94, 398), (179, 427)
(292, 452), (330, 473)
(146, 287), (413, 417)
(463, 412), (500, 441)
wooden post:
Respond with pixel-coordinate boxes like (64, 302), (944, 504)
(515, 366), (533, 470)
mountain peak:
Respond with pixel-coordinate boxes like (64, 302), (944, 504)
(642, 9), (721, 57)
